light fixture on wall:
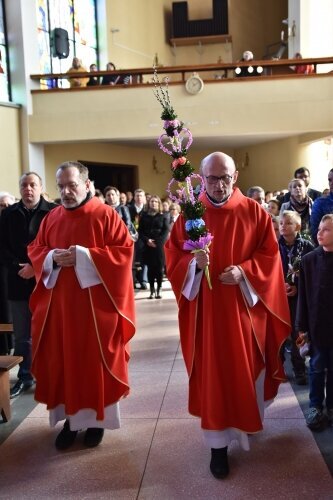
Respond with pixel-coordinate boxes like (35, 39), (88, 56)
(152, 155), (165, 175)
(234, 66), (263, 76)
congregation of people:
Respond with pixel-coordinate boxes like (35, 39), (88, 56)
(66, 58), (133, 88)
(0, 158), (333, 478)
(66, 50), (315, 89)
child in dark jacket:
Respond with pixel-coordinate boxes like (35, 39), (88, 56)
(278, 210), (314, 384)
(296, 214), (333, 430)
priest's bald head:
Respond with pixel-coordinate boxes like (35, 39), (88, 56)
(200, 152), (239, 203)
(56, 161), (91, 209)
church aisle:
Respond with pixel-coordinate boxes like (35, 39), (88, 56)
(0, 283), (332, 499)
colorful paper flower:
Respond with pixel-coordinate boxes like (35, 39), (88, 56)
(153, 68), (213, 289)
(172, 156), (187, 169)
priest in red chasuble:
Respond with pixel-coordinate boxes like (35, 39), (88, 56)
(165, 152), (290, 479)
(28, 162), (135, 450)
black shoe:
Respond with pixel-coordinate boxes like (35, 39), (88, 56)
(210, 447), (229, 479)
(84, 428), (104, 447)
(148, 285), (155, 299)
(155, 287), (162, 299)
(140, 283), (148, 290)
(55, 420), (78, 450)
(10, 380), (34, 399)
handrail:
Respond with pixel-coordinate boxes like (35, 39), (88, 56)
(30, 56), (333, 88)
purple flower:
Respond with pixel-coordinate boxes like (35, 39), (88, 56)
(183, 234), (213, 251)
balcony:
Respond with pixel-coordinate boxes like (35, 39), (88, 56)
(29, 57), (333, 149)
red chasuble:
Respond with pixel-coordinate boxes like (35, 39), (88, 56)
(28, 197), (135, 420)
(165, 188), (290, 433)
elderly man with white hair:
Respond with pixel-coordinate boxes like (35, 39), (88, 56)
(166, 152), (290, 479)
(0, 191), (16, 213)
(235, 50), (263, 77)
(247, 185), (267, 207)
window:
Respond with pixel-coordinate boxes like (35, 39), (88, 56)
(0, 0), (10, 102)
(36, 0), (98, 88)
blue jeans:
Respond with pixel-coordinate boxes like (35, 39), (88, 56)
(309, 344), (333, 410)
(10, 300), (33, 383)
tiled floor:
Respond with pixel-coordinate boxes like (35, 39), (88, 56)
(1, 283), (333, 499)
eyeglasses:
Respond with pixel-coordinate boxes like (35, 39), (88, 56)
(205, 174), (234, 185)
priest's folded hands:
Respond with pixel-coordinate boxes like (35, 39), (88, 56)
(219, 265), (244, 284)
(52, 246), (76, 267)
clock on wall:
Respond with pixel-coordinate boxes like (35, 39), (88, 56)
(185, 73), (204, 95)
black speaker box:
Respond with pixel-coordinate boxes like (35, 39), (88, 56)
(52, 28), (69, 59)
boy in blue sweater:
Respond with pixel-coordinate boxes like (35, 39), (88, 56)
(310, 168), (333, 244)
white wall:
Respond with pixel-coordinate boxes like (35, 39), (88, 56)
(4, 0), (45, 175)
(299, 137), (333, 191)
(288, 0), (333, 72)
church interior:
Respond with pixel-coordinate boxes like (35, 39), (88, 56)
(1, 0), (333, 497)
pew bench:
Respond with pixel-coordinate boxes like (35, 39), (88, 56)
(0, 355), (23, 422)
(0, 323), (13, 333)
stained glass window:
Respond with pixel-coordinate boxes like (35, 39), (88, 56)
(0, 0), (10, 102)
(36, 0), (98, 88)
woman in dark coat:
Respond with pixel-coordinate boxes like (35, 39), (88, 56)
(138, 195), (170, 299)
(280, 178), (313, 237)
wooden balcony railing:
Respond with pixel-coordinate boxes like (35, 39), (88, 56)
(30, 56), (333, 92)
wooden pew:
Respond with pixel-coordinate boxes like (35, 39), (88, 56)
(0, 355), (23, 422)
(0, 324), (13, 333)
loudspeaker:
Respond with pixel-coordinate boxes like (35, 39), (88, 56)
(52, 28), (69, 59)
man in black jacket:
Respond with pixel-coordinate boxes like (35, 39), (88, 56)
(0, 172), (56, 397)
(129, 189), (148, 289)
